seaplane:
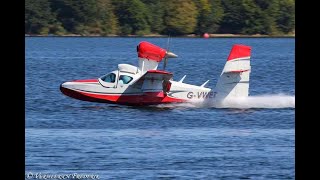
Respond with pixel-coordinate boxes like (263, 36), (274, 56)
(60, 41), (251, 105)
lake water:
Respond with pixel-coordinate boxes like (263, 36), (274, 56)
(26, 37), (295, 179)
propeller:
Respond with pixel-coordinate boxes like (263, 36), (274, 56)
(163, 35), (178, 70)
(163, 35), (170, 70)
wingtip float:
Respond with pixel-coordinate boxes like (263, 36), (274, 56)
(60, 41), (251, 105)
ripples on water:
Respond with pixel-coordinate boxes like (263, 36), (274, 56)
(26, 37), (295, 179)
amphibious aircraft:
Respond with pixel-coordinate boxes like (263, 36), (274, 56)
(60, 41), (251, 105)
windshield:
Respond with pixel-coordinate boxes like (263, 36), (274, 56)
(101, 73), (116, 83)
(119, 75), (133, 84)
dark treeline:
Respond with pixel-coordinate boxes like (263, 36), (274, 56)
(25, 0), (295, 36)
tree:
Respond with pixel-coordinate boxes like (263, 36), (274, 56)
(241, 0), (266, 34)
(251, 0), (280, 35)
(25, 0), (56, 34)
(254, 0), (295, 35)
(141, 0), (166, 34)
(195, 0), (224, 34)
(25, 0), (294, 35)
(50, 0), (98, 34)
(163, 0), (198, 35)
(219, 0), (244, 34)
(113, 0), (151, 35)
(219, 0), (269, 35)
(96, 0), (119, 35)
(276, 0), (295, 34)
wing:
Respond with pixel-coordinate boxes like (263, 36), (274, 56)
(131, 70), (173, 97)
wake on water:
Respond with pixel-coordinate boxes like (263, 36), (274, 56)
(211, 94), (295, 109)
(155, 94), (295, 109)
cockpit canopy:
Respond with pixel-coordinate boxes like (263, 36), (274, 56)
(99, 64), (138, 87)
(100, 73), (116, 83)
(100, 72), (134, 85)
(118, 64), (138, 74)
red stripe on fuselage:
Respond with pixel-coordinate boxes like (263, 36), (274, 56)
(60, 86), (185, 105)
(72, 79), (98, 83)
(143, 91), (165, 97)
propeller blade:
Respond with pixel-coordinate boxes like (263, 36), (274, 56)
(163, 58), (168, 70)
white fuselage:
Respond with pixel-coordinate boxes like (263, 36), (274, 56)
(61, 68), (213, 102)
(60, 42), (251, 105)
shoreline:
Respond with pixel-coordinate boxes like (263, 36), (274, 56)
(25, 33), (295, 38)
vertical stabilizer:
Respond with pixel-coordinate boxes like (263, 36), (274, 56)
(214, 44), (251, 100)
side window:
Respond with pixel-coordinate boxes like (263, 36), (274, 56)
(119, 75), (133, 84)
(101, 73), (116, 83)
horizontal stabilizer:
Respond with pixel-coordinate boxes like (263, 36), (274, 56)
(200, 80), (209, 87)
(179, 75), (186, 82)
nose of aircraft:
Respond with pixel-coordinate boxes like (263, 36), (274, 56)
(60, 81), (72, 89)
(60, 81), (81, 99)
(60, 81), (72, 95)
(60, 79), (99, 100)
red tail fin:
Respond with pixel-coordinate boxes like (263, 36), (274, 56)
(227, 44), (251, 61)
